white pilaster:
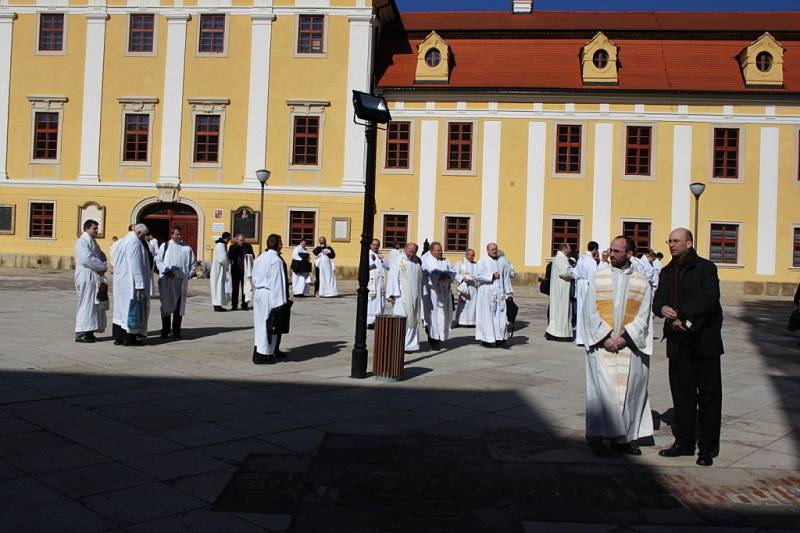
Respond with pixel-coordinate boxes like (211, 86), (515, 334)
(417, 120), (438, 244)
(757, 127), (779, 275)
(157, 13), (190, 185)
(524, 121), (546, 266)
(77, 12), (108, 183)
(243, 13), (275, 184)
(341, 14), (374, 191)
(591, 123), (613, 247)
(0, 12), (15, 181)
(480, 121), (502, 248)
(670, 125), (693, 230)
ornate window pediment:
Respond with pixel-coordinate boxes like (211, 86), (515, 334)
(740, 32), (784, 88)
(581, 32), (618, 85)
(415, 31), (450, 84)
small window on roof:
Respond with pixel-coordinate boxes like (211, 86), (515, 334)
(425, 48), (441, 68)
(756, 51), (773, 73)
(592, 49), (608, 69)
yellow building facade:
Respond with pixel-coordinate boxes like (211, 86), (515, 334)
(0, 0), (388, 272)
(373, 10), (800, 296)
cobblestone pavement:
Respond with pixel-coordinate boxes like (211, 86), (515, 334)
(0, 268), (798, 532)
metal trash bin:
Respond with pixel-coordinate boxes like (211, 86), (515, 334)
(373, 314), (406, 381)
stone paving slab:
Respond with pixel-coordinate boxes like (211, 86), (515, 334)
(0, 268), (799, 531)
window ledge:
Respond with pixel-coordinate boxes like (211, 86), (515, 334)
(715, 263), (745, 269)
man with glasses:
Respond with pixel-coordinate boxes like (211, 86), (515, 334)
(653, 228), (724, 467)
(581, 236), (654, 456)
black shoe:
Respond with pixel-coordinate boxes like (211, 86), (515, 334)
(480, 341), (496, 348)
(113, 339), (124, 346)
(123, 338), (146, 347)
(214, 306), (228, 312)
(75, 334), (95, 343)
(86, 332), (97, 340)
(696, 451), (714, 467)
(658, 443), (695, 458)
(160, 331), (169, 339)
(173, 331), (182, 339)
(429, 339), (441, 350)
(367, 323), (375, 330)
(274, 349), (287, 359)
(241, 304), (248, 311)
(587, 438), (610, 457)
(231, 306), (239, 311)
(252, 348), (274, 365)
(496, 340), (508, 348)
(612, 441), (642, 456)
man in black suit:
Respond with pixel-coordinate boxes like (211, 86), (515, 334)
(653, 227), (724, 467)
(228, 234), (255, 311)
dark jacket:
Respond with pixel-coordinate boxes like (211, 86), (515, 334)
(653, 249), (724, 358)
(228, 242), (255, 274)
(313, 245), (336, 259)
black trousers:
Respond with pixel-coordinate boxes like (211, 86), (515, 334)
(112, 323), (138, 344)
(668, 347), (722, 454)
(161, 297), (182, 335)
(231, 269), (245, 309)
(314, 267), (320, 294)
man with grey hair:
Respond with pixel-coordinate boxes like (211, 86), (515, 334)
(386, 242), (423, 352)
(475, 242), (514, 348)
(546, 242), (574, 342)
(112, 223), (151, 346)
(74, 219), (107, 343)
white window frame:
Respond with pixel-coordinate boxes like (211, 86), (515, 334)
(286, 207), (319, 247)
(380, 120), (415, 175)
(620, 122), (658, 180)
(293, 13), (328, 59)
(28, 96), (67, 165)
(118, 97), (157, 167)
(619, 217), (655, 256)
(125, 13), (158, 57)
(35, 12), (67, 56)
(195, 12), (230, 58)
(708, 125), (746, 184)
(707, 220), (744, 268)
(441, 119), (479, 176)
(287, 100), (329, 171)
(27, 199), (56, 240)
(441, 213), (475, 255)
(379, 211), (412, 252)
(548, 214), (584, 259)
(790, 224), (800, 270)
(188, 98), (229, 169)
(551, 121), (588, 179)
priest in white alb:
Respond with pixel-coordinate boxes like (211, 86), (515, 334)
(111, 224), (151, 346)
(545, 243), (573, 341)
(156, 226), (196, 339)
(367, 239), (385, 328)
(474, 243), (513, 348)
(74, 219), (108, 343)
(421, 242), (454, 350)
(252, 234), (290, 364)
(569, 241), (599, 346)
(211, 232), (231, 312)
(581, 235), (654, 456)
(454, 248), (478, 327)
(315, 245), (338, 297)
(290, 239), (312, 297)
(386, 243), (423, 352)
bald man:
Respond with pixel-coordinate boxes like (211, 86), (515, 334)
(386, 243), (423, 352)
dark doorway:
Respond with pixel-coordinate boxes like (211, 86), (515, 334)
(138, 202), (199, 255)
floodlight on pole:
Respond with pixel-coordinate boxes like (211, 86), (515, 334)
(689, 182), (706, 251)
(350, 91), (391, 379)
(256, 169), (270, 254)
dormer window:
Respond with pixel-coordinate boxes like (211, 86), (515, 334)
(592, 49), (608, 69)
(740, 33), (783, 87)
(425, 48), (441, 68)
(581, 32), (618, 85)
(756, 51), (773, 72)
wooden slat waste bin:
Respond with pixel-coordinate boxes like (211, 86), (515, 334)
(373, 314), (406, 381)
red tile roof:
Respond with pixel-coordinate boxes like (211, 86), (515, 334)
(376, 12), (800, 94)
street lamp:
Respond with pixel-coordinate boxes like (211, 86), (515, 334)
(256, 169), (271, 254)
(350, 90), (392, 379)
(690, 182), (706, 250)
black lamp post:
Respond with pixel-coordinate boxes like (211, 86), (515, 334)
(350, 90), (392, 379)
(256, 169), (270, 254)
(689, 182), (706, 250)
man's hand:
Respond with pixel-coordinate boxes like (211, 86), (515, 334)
(506, 294), (513, 300)
(671, 319), (688, 332)
(603, 337), (618, 352)
(661, 305), (678, 320)
(388, 296), (396, 304)
(611, 335), (627, 350)
(493, 272), (500, 280)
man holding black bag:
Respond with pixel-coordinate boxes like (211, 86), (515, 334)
(252, 234), (291, 364)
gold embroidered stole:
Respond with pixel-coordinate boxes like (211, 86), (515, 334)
(399, 258), (421, 324)
(593, 268), (648, 409)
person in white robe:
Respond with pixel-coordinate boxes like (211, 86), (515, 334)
(313, 237), (336, 296)
(146, 234), (159, 297)
(546, 243), (574, 341)
(243, 253), (255, 308)
(211, 232), (232, 311)
(156, 227), (196, 339)
(567, 241), (599, 346)
(475, 243), (514, 347)
(421, 242), (454, 350)
(497, 250), (517, 279)
(597, 249), (611, 272)
(111, 224), (151, 346)
(252, 234), (289, 364)
(367, 239), (385, 327)
(582, 235), (654, 456)
(315, 247), (338, 297)
(383, 243), (405, 273)
(454, 248), (479, 327)
(386, 243), (423, 352)
(290, 240), (312, 297)
(74, 219), (108, 343)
